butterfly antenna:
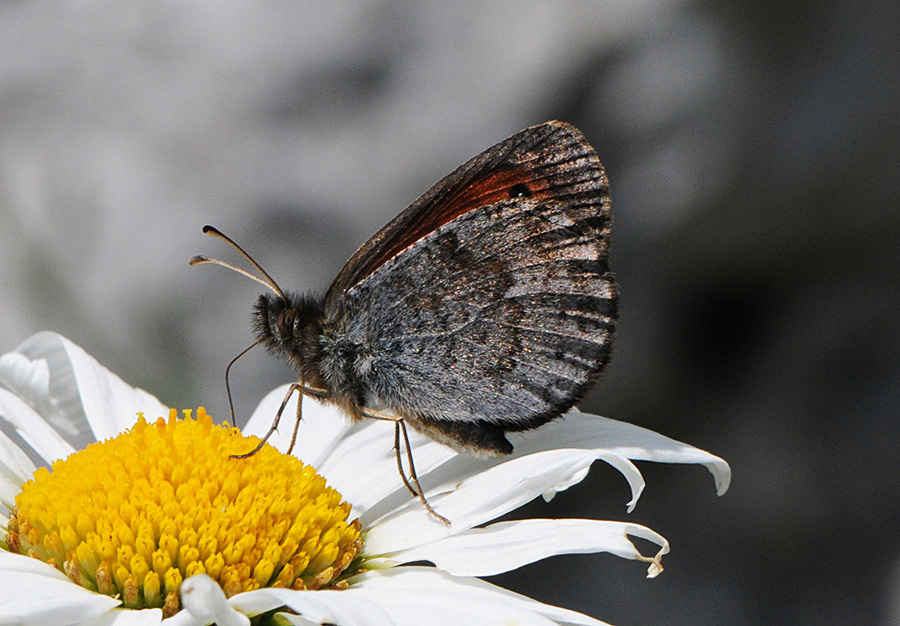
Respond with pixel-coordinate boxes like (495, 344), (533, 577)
(222, 337), (266, 425)
(190, 225), (287, 299)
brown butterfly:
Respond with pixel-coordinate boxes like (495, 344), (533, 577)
(193, 121), (617, 523)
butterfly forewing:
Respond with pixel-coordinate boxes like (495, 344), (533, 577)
(325, 121), (603, 302)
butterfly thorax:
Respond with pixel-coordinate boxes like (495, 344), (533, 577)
(254, 292), (374, 420)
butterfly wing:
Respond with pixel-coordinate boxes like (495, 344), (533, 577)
(327, 121), (602, 299)
(323, 121), (617, 454)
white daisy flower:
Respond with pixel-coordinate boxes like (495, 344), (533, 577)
(0, 332), (730, 625)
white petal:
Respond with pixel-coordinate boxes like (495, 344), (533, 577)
(542, 453), (646, 512)
(232, 588), (394, 626)
(0, 569), (119, 626)
(349, 567), (613, 626)
(0, 332), (169, 442)
(58, 334), (171, 440)
(397, 409), (729, 507)
(385, 518), (669, 577)
(364, 448), (605, 554)
(180, 574), (249, 626)
(0, 351), (51, 415)
(0, 332), (94, 438)
(158, 607), (203, 626)
(515, 410), (731, 495)
(0, 388), (75, 464)
(0, 427), (37, 507)
(0, 555), (155, 626)
(0, 550), (71, 581)
(81, 607), (164, 626)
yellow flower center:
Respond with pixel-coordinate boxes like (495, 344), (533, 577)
(5, 408), (361, 618)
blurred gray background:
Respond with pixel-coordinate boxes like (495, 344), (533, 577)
(2, 2), (898, 625)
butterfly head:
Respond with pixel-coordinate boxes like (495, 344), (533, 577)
(253, 291), (323, 365)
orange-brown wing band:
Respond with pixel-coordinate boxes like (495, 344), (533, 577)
(324, 121), (604, 304)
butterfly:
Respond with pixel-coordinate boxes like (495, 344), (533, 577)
(192, 121), (618, 523)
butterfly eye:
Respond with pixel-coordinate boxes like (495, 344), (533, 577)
(508, 183), (532, 198)
(276, 309), (296, 340)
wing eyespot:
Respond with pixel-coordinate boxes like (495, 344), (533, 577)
(508, 183), (532, 198)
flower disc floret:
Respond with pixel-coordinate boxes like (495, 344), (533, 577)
(6, 408), (361, 617)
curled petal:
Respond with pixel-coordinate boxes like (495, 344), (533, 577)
(0, 332), (169, 442)
(0, 426), (38, 509)
(0, 388), (75, 465)
(515, 411), (731, 496)
(382, 518), (669, 578)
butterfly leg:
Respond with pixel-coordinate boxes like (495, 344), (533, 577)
(231, 381), (330, 459)
(362, 407), (450, 525)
